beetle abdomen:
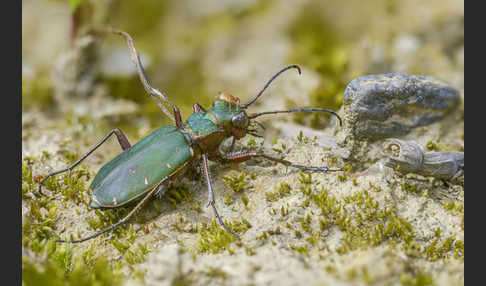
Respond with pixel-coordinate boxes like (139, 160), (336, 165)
(89, 125), (193, 208)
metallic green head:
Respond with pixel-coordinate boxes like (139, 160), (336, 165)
(209, 92), (250, 139)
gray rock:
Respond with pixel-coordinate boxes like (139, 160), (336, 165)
(382, 138), (464, 180)
(342, 73), (461, 140)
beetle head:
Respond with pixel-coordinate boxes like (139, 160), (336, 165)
(213, 92), (250, 139)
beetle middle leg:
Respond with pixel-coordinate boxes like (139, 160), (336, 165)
(39, 128), (131, 186)
(201, 154), (240, 239)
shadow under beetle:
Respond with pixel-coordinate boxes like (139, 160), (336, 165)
(39, 28), (343, 243)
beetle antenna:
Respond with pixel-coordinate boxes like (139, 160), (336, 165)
(248, 108), (342, 127)
(241, 65), (301, 108)
(248, 132), (264, 138)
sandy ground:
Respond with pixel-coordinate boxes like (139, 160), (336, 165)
(22, 0), (463, 285)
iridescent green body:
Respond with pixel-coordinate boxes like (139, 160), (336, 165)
(39, 33), (337, 243)
(89, 97), (245, 208)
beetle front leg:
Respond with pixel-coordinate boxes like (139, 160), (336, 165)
(39, 128), (132, 186)
(107, 28), (176, 123)
(227, 137), (236, 154)
(220, 151), (342, 172)
(201, 154), (239, 239)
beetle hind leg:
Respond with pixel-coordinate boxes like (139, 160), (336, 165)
(153, 184), (167, 200)
(39, 128), (131, 192)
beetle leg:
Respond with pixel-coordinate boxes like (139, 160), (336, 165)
(220, 151), (342, 172)
(106, 28), (176, 123)
(186, 163), (201, 181)
(173, 106), (184, 129)
(202, 154), (240, 239)
(206, 150), (228, 164)
(56, 177), (168, 243)
(227, 137), (236, 154)
(39, 128), (131, 187)
(154, 184), (167, 200)
(193, 103), (206, 113)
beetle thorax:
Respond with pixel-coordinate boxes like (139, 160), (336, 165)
(184, 93), (250, 153)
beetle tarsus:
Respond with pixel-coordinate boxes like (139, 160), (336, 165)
(209, 200), (240, 240)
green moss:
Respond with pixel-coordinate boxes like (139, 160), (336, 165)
(368, 182), (382, 192)
(268, 226), (281, 235)
(400, 271), (435, 286)
(278, 182), (291, 196)
(290, 244), (309, 257)
(22, 157), (38, 199)
(272, 147), (283, 154)
(196, 216), (251, 254)
(22, 247), (125, 286)
(60, 168), (90, 204)
(240, 195), (249, 207)
(443, 200), (464, 216)
(196, 221), (237, 254)
(222, 171), (248, 193)
(22, 76), (55, 110)
(425, 140), (457, 152)
(206, 267), (227, 281)
(426, 141), (441, 151)
(401, 182), (422, 195)
(246, 136), (257, 150)
(166, 185), (192, 207)
(280, 205), (289, 217)
(292, 180), (431, 259)
(265, 182), (292, 202)
(338, 173), (347, 182)
(298, 170), (312, 185)
(124, 243), (151, 268)
(222, 194), (231, 207)
(245, 246), (256, 256)
(232, 217), (252, 233)
(193, 203), (201, 213)
(300, 214), (313, 234)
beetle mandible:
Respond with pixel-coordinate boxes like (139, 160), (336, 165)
(39, 28), (343, 243)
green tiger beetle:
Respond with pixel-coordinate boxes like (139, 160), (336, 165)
(39, 28), (343, 243)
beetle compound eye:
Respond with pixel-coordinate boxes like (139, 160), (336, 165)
(231, 112), (249, 129)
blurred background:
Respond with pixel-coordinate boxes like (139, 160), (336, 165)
(22, 1), (464, 284)
(22, 0), (464, 141)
